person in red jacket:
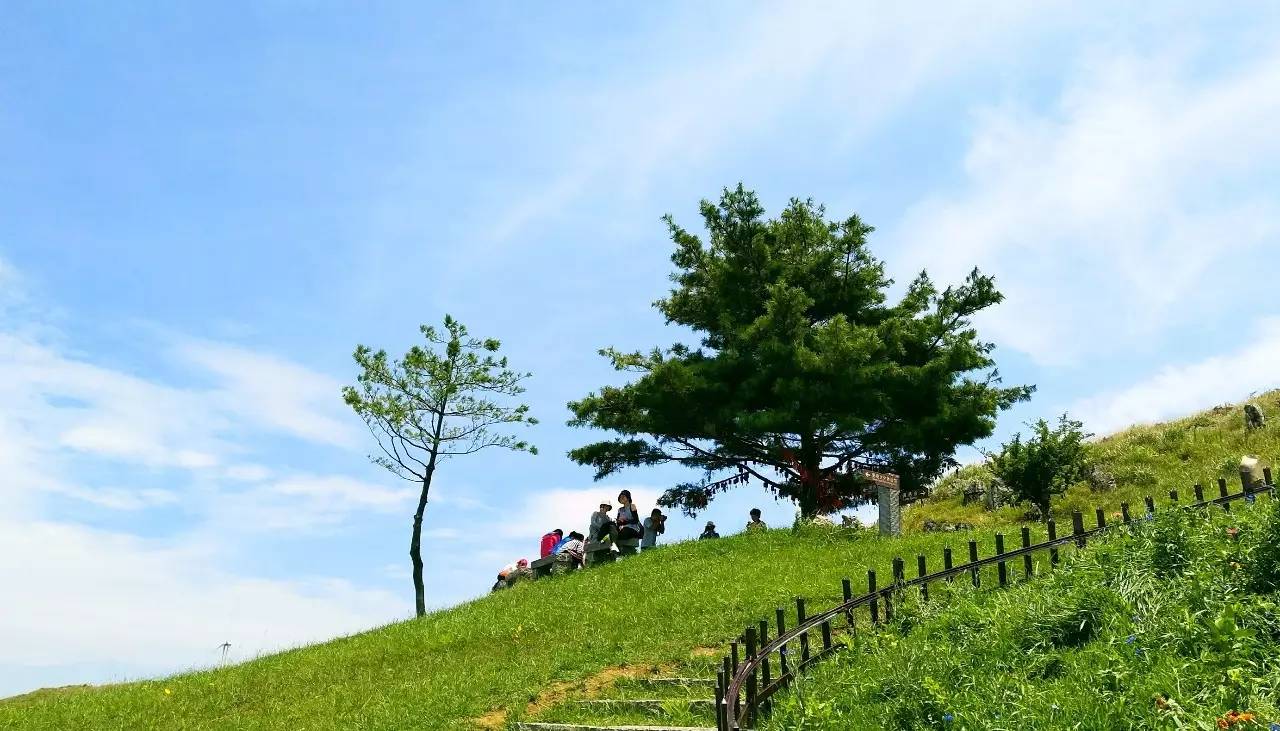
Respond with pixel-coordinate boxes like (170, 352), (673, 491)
(539, 529), (563, 558)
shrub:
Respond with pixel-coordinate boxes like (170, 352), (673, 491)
(989, 414), (1092, 520)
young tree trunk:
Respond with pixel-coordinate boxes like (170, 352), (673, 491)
(409, 469), (433, 617)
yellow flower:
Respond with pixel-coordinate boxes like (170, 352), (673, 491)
(164, 688), (172, 695)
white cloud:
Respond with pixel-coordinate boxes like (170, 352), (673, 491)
(177, 339), (358, 449)
(484, 2), (1057, 242)
(892, 47), (1280, 364)
(0, 516), (404, 696)
(1071, 316), (1280, 435)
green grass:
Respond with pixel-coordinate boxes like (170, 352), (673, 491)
(764, 496), (1280, 730)
(0, 526), (1003, 730)
(906, 390), (1280, 532)
(6, 391), (1280, 730)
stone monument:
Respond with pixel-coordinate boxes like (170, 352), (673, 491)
(866, 470), (901, 537)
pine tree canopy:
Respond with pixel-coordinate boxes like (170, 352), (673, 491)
(568, 185), (1033, 517)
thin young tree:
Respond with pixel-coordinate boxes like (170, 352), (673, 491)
(343, 315), (536, 617)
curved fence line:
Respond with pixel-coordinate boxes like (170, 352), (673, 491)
(714, 471), (1277, 730)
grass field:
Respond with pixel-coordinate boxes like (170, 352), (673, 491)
(765, 496), (1280, 730)
(0, 525), (1001, 730)
(5, 392), (1279, 730)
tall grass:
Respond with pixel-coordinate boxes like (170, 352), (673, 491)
(766, 499), (1280, 730)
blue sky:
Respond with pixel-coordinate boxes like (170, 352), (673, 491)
(4, 1), (1280, 698)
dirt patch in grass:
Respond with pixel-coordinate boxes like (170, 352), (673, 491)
(470, 663), (677, 729)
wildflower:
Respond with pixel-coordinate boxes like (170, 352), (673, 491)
(943, 713), (954, 722)
(164, 688), (172, 696)
(1269, 722), (1279, 731)
(1135, 647), (1145, 658)
(1126, 634), (1137, 644)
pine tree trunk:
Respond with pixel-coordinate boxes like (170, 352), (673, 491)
(409, 470), (433, 617)
(798, 433), (821, 519)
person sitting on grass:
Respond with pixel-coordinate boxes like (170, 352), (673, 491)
(493, 558), (530, 590)
(700, 521), (720, 539)
(642, 508), (666, 550)
(539, 528), (563, 558)
(553, 531), (587, 570)
(746, 508), (767, 531)
(589, 502), (613, 542)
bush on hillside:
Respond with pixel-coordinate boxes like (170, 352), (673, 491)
(989, 414), (1091, 520)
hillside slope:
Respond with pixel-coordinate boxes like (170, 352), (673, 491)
(0, 526), (990, 730)
(5, 392), (1278, 730)
(907, 390), (1280, 531)
(764, 497), (1280, 729)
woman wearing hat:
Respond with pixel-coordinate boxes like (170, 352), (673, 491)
(699, 521), (720, 539)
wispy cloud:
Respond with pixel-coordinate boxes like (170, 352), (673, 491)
(1071, 315), (1280, 435)
(891, 46), (1280, 364)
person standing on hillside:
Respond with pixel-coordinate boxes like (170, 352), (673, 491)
(641, 508), (666, 550)
(539, 529), (563, 558)
(746, 508), (767, 531)
(700, 521), (719, 539)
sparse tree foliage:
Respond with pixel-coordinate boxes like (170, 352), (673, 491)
(568, 185), (1032, 518)
(989, 414), (1090, 520)
(343, 315), (536, 616)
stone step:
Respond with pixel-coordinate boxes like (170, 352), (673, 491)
(514, 725), (714, 731)
(631, 677), (715, 689)
(573, 698), (714, 713)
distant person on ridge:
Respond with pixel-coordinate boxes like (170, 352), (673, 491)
(539, 529), (563, 558)
(746, 508), (767, 531)
(700, 521), (719, 539)
(589, 502), (613, 542)
(642, 508), (666, 550)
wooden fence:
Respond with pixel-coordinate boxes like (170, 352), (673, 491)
(715, 469), (1277, 731)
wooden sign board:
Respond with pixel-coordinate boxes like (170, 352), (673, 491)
(862, 470), (900, 490)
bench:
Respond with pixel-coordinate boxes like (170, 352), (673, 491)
(529, 555), (557, 579)
(584, 541), (615, 567)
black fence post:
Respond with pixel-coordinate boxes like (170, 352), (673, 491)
(731, 640), (739, 678)
(867, 570), (879, 625)
(1021, 526), (1033, 578)
(943, 546), (954, 581)
(1169, 489), (1179, 503)
(1219, 478), (1231, 512)
(758, 619), (771, 716)
(725, 653), (737, 729)
(1144, 495), (1156, 517)
(917, 555), (928, 601)
(796, 597), (810, 664)
(744, 626), (758, 727)
(1121, 502), (1131, 524)
(968, 540), (980, 588)
(1194, 483), (1205, 503)
(995, 533), (1007, 586)
(1072, 510), (1085, 548)
(716, 666), (726, 731)
(1047, 519), (1059, 565)
(892, 557), (905, 586)
(820, 620), (832, 652)
(1095, 508), (1106, 530)
(1266, 467), (1276, 498)
(775, 607), (788, 679)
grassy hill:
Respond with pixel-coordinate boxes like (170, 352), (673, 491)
(764, 496), (1280, 729)
(0, 526), (999, 730)
(4, 391), (1278, 730)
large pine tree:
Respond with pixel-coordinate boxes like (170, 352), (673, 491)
(568, 185), (1032, 518)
